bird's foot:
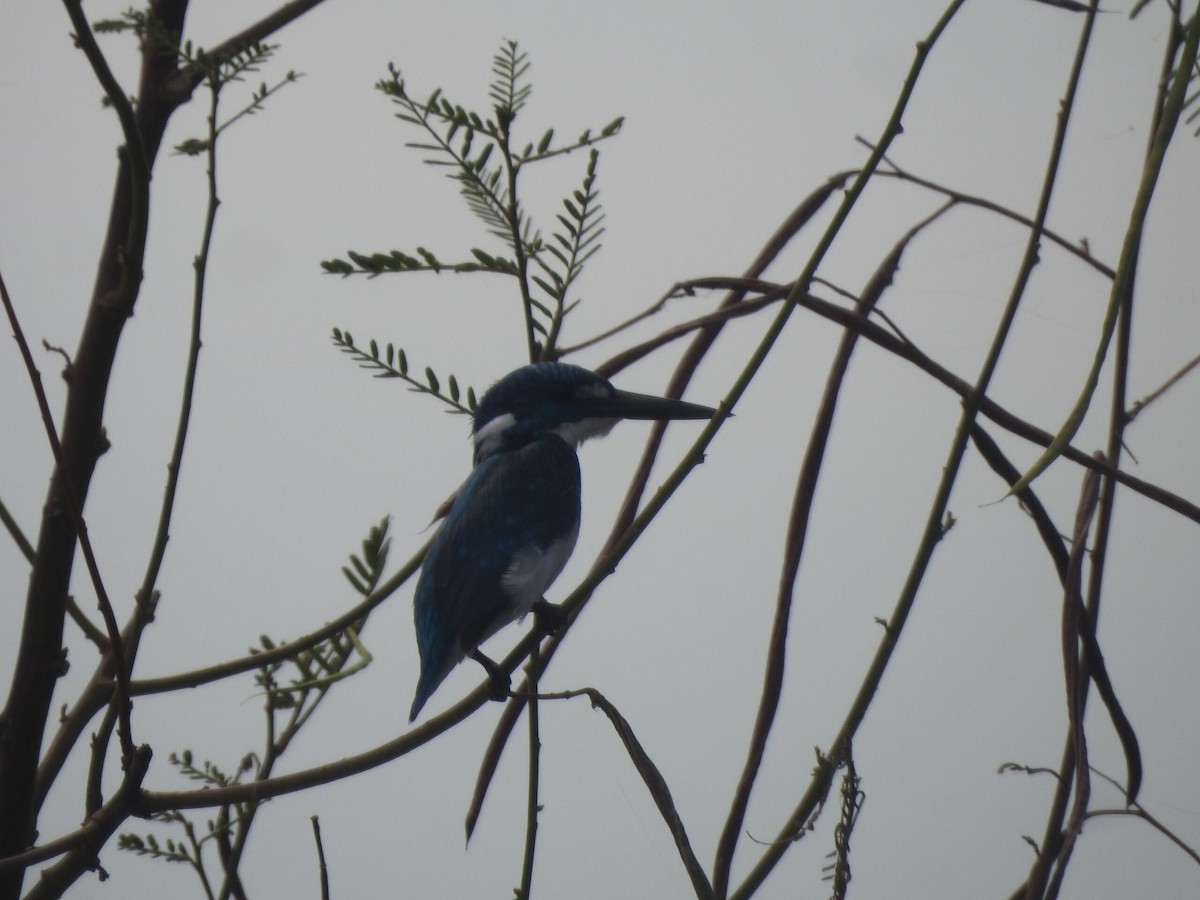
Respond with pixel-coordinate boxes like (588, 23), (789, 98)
(469, 649), (511, 702)
(532, 600), (568, 635)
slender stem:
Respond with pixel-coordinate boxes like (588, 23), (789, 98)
(0, 497), (106, 646)
(1027, 9), (1200, 897)
(499, 117), (540, 362)
(137, 61), (221, 649)
(1046, 470), (1101, 899)
(713, 204), (943, 898)
(734, 0), (1097, 894)
(1009, 3), (1200, 496)
(0, 272), (134, 759)
(184, 818), (218, 900)
(870, 161), (1115, 280)
(311, 817), (331, 900)
(518, 645), (541, 899)
(0, 496), (35, 562)
(530, 687), (714, 898)
(600, 277), (1200, 523)
(1127, 352), (1200, 422)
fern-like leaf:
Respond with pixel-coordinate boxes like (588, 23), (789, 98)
(320, 246), (501, 277)
(490, 40), (532, 119)
(532, 148), (605, 350)
(330, 329), (475, 413)
(375, 60), (539, 255)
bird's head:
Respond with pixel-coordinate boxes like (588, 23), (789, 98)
(471, 362), (718, 464)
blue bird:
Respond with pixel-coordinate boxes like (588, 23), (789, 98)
(409, 362), (718, 721)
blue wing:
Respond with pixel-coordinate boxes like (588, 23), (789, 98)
(410, 434), (581, 720)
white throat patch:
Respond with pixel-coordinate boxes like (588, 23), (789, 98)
(472, 412), (517, 460)
(552, 417), (617, 448)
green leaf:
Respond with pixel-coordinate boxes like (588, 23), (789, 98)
(601, 116), (624, 136)
(342, 566), (368, 595)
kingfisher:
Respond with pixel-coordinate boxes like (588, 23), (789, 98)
(409, 362), (719, 721)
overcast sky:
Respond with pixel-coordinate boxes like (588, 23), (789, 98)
(3, 1), (1199, 897)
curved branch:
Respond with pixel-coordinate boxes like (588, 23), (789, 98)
(734, 0), (1100, 893)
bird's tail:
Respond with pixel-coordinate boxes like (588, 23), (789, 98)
(409, 643), (459, 722)
(409, 670), (440, 722)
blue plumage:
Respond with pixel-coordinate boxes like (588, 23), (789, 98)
(409, 362), (717, 721)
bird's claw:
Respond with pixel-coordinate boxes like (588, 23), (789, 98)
(485, 671), (511, 702)
(469, 649), (512, 702)
(532, 599), (568, 635)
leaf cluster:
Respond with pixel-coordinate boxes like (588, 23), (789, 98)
(327, 40), (623, 377)
(116, 829), (191, 864)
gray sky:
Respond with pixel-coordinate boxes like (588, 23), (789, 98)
(3, 1), (1199, 897)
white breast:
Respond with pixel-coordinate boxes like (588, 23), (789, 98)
(500, 521), (581, 619)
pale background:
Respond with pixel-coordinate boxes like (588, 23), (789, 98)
(2, 1), (1198, 897)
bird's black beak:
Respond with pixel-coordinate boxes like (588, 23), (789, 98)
(587, 388), (721, 422)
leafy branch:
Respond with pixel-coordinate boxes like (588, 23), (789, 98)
(329, 40), (622, 360)
(118, 811), (219, 900)
(174, 70), (302, 156)
(320, 245), (517, 277)
(533, 148), (605, 354)
(330, 328), (476, 413)
(379, 58), (532, 248)
(116, 518), (390, 897)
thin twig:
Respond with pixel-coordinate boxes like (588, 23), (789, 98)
(736, 1), (1096, 894)
(529, 687), (714, 899)
(1087, 768), (1200, 868)
(0, 496), (35, 562)
(1127, 351), (1200, 423)
(1048, 467), (1102, 895)
(1009, 4), (1200, 496)
(137, 65), (221, 656)
(715, 201), (947, 898)
(311, 817), (330, 900)
(593, 274), (1200, 525)
(62, 0), (149, 305)
(0, 498), (106, 647)
(0, 271), (134, 760)
(970, 426), (1141, 803)
(517, 644), (541, 899)
(867, 153), (1115, 280)
(1026, 10), (1199, 897)
(497, 104), (541, 363)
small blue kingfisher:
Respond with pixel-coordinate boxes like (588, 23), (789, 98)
(409, 362), (718, 721)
